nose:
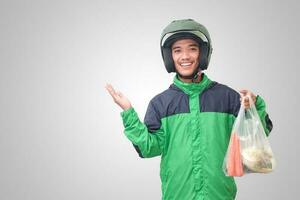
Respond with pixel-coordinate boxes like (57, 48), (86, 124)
(181, 50), (190, 60)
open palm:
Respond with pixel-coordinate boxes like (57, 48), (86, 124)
(105, 84), (132, 110)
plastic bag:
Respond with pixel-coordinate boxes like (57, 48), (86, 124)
(223, 95), (276, 176)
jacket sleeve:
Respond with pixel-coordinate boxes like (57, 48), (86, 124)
(255, 95), (273, 136)
(120, 102), (165, 158)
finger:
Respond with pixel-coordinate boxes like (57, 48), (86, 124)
(116, 91), (123, 98)
(240, 93), (249, 103)
(105, 84), (119, 100)
(105, 84), (114, 93)
(240, 97), (248, 101)
(243, 101), (250, 107)
(243, 91), (255, 103)
(239, 90), (247, 97)
(242, 99), (249, 107)
(105, 83), (112, 89)
(250, 93), (256, 101)
(105, 84), (113, 93)
(106, 84), (117, 96)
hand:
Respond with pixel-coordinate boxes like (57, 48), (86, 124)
(239, 89), (256, 109)
(105, 84), (132, 111)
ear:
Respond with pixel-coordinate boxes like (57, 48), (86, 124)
(198, 43), (209, 70)
(162, 47), (176, 73)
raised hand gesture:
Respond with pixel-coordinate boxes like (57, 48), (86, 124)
(105, 84), (132, 111)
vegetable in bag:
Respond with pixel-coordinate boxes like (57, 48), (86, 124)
(223, 95), (276, 176)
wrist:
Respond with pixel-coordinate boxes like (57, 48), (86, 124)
(122, 104), (132, 111)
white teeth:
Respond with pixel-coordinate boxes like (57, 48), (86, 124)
(180, 63), (192, 66)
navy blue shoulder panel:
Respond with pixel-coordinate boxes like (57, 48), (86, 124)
(200, 82), (241, 117)
(144, 84), (189, 132)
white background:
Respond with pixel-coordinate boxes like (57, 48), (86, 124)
(0, 0), (299, 199)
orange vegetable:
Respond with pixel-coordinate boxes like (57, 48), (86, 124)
(227, 132), (244, 176)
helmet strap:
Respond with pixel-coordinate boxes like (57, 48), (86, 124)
(176, 67), (202, 83)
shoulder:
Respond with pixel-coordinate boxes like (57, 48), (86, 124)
(201, 82), (241, 116)
(146, 84), (189, 118)
(149, 84), (186, 107)
(144, 86), (179, 131)
(206, 82), (240, 98)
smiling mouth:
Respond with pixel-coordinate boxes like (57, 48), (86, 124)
(180, 62), (193, 67)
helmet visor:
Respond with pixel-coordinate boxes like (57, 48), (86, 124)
(161, 30), (209, 47)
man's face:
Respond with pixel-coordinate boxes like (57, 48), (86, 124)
(171, 38), (200, 78)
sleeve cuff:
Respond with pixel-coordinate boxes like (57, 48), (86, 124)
(255, 95), (266, 111)
(120, 107), (137, 127)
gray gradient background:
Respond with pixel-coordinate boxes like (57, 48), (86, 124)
(0, 0), (299, 199)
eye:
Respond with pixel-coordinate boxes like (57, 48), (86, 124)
(173, 49), (181, 54)
(190, 47), (199, 52)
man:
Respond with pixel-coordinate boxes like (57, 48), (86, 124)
(106, 19), (273, 200)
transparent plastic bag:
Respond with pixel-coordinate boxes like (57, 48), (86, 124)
(223, 95), (276, 177)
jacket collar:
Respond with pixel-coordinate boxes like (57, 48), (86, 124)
(173, 73), (213, 95)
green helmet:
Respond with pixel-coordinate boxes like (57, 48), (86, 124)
(160, 19), (212, 73)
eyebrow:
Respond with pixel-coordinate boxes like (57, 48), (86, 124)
(172, 44), (199, 50)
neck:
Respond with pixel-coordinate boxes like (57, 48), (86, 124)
(178, 72), (203, 83)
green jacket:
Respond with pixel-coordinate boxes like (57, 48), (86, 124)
(121, 73), (273, 200)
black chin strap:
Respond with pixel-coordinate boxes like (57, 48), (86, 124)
(192, 72), (200, 83)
